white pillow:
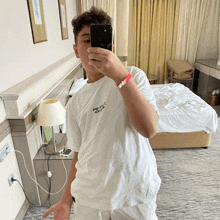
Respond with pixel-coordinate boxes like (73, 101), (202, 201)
(69, 78), (87, 96)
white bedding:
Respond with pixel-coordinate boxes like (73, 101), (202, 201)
(61, 81), (218, 134)
(152, 83), (218, 134)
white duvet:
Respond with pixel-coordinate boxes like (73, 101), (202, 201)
(62, 80), (218, 134)
(152, 83), (218, 134)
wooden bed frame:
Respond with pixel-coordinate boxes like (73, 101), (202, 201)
(149, 131), (212, 149)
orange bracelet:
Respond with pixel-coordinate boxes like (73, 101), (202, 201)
(117, 74), (131, 89)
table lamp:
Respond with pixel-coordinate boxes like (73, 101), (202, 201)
(36, 99), (66, 155)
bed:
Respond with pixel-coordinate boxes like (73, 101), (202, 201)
(61, 74), (218, 149)
(149, 83), (218, 149)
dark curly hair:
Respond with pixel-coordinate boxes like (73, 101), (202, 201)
(71, 6), (112, 45)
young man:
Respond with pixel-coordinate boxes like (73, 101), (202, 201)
(42, 6), (161, 220)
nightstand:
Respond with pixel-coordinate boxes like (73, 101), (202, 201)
(148, 74), (160, 84)
(33, 133), (74, 205)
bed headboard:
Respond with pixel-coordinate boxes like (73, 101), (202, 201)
(56, 64), (84, 107)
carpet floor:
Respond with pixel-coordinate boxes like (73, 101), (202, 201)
(23, 116), (220, 220)
(154, 116), (220, 220)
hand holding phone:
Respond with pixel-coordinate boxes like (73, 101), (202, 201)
(88, 24), (128, 83)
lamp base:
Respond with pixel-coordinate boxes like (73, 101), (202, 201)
(43, 143), (65, 155)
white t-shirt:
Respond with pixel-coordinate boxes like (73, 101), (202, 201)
(66, 66), (161, 211)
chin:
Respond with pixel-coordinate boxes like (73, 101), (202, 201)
(83, 64), (98, 73)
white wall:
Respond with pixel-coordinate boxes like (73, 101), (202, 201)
(0, 0), (77, 94)
(0, 135), (25, 220)
(0, 0), (78, 219)
(0, 99), (6, 123)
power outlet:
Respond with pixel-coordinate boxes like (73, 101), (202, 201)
(8, 173), (14, 186)
(0, 143), (9, 162)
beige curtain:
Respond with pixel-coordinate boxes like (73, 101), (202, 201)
(128, 0), (180, 83)
(195, 0), (220, 61)
(175, 0), (220, 67)
(79, 0), (117, 53)
(80, 0), (116, 19)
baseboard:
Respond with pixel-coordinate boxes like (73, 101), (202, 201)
(15, 199), (29, 220)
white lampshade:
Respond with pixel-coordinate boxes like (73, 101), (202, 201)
(36, 99), (66, 126)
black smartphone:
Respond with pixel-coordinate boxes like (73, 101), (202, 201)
(90, 24), (113, 51)
(62, 148), (72, 157)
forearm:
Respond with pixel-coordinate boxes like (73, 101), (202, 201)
(115, 75), (158, 138)
(87, 47), (158, 138)
(60, 152), (78, 205)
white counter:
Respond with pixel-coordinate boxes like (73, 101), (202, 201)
(195, 59), (220, 80)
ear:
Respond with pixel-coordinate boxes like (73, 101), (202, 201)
(73, 45), (80, 58)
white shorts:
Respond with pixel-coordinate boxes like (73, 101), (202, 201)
(73, 201), (158, 220)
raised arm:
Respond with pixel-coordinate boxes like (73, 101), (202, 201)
(87, 47), (158, 138)
(116, 76), (158, 138)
